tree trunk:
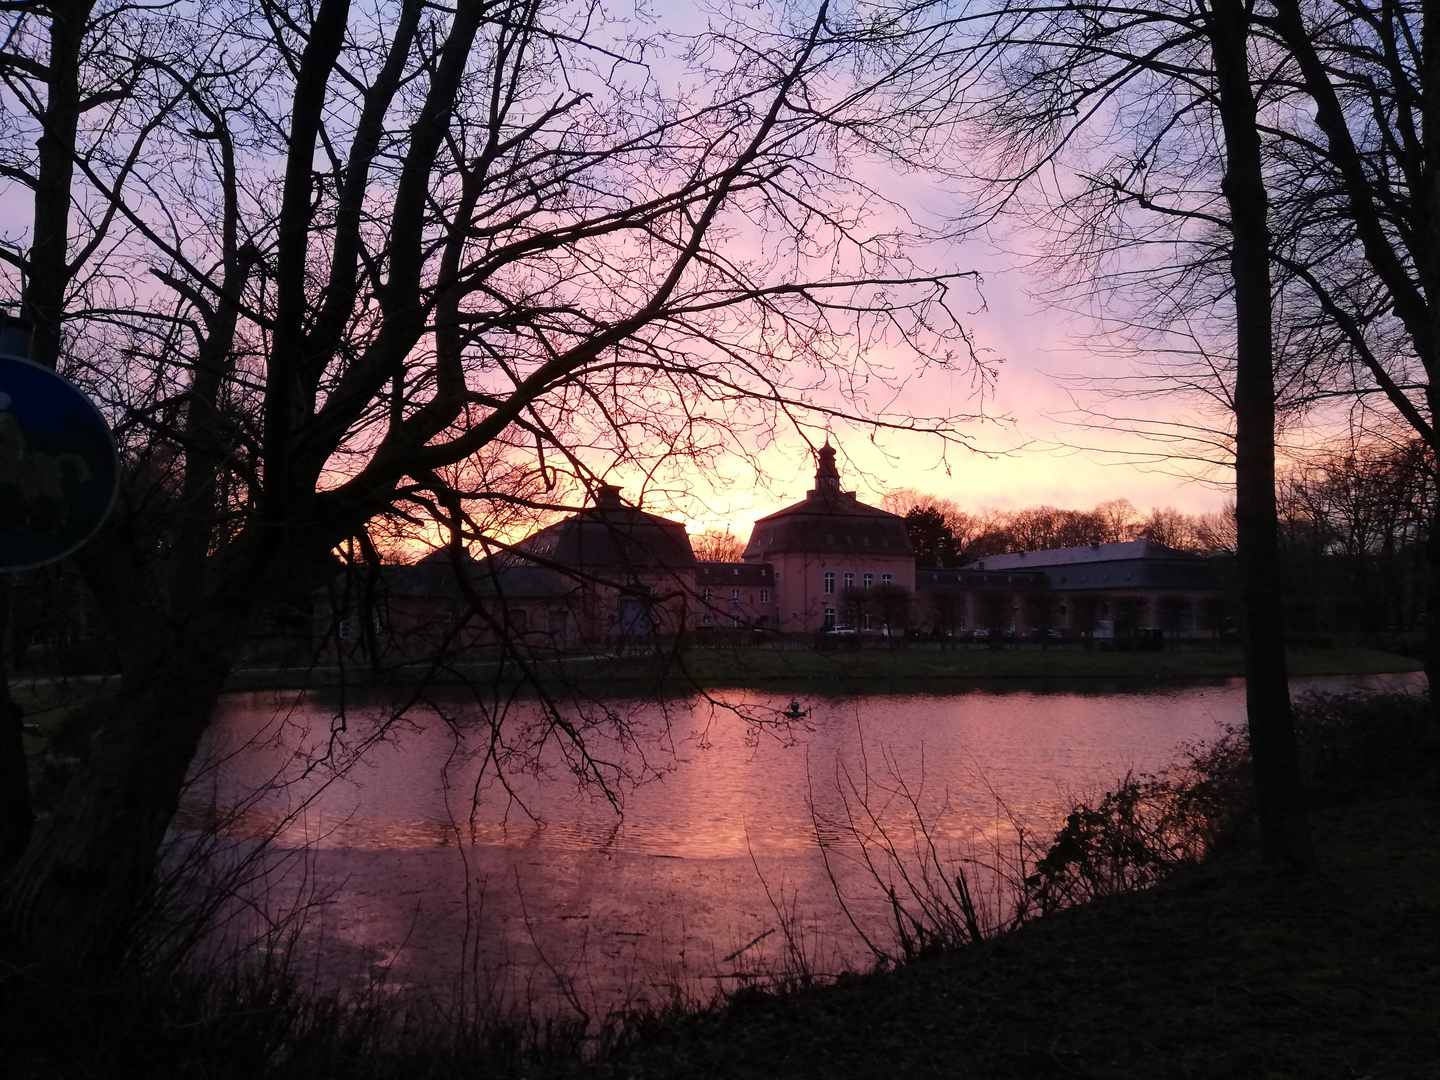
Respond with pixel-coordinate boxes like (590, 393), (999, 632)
(1209, 0), (1316, 871)
(0, 530), (267, 967)
(24, 0), (98, 370)
(1, 631), (242, 965)
(1423, 0), (1440, 741)
(0, 584), (33, 880)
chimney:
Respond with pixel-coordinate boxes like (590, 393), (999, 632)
(595, 484), (624, 509)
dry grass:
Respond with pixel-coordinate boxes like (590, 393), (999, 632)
(582, 793), (1440, 1079)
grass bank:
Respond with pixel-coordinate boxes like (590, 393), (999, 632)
(580, 792), (1440, 1079)
(573, 690), (1439, 1079)
(656, 643), (1420, 686)
(204, 643), (1419, 694)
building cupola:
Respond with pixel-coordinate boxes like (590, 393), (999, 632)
(811, 440), (842, 496)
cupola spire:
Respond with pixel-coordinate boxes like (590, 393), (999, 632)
(814, 440), (841, 494)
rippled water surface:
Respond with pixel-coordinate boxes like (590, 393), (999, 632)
(179, 672), (1420, 1012)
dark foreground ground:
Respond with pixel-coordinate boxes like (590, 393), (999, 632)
(577, 795), (1440, 1080)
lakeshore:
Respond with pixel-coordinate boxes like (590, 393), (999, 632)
(5, 685), (1435, 1079)
(210, 643), (1420, 694)
(578, 792), (1440, 1080)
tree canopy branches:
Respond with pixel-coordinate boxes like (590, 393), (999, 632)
(0, 0), (989, 962)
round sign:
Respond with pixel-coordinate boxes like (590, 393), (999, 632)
(0, 356), (120, 570)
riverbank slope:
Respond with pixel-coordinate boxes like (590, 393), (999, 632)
(206, 644), (1421, 693)
(585, 791), (1440, 1079)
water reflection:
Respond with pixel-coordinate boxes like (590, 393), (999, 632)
(177, 672), (1422, 1012)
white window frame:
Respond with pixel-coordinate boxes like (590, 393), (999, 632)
(823, 571), (836, 595)
(862, 573), (873, 589)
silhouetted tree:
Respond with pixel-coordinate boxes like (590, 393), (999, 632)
(904, 505), (960, 566)
(691, 529), (746, 563)
(0, 0), (979, 965)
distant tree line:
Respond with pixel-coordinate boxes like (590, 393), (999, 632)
(880, 491), (1236, 565)
(1275, 438), (1432, 635)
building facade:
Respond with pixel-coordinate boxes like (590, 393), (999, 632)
(320, 442), (1222, 656)
(956, 541), (1223, 639)
(742, 442), (915, 632)
(695, 561), (777, 627)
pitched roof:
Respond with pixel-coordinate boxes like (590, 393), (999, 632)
(742, 443), (913, 558)
(337, 550), (576, 601)
(517, 484), (697, 571)
(696, 561), (774, 586)
(967, 541), (1219, 591)
(968, 540), (1202, 569)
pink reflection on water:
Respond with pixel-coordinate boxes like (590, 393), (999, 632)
(176, 673), (1421, 1014)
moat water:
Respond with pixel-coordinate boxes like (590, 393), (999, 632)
(176, 671), (1421, 1015)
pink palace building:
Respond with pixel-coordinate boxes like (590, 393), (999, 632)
(741, 442), (915, 632)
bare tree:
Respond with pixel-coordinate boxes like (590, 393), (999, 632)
(927, 0), (1318, 866)
(1094, 498), (1141, 543)
(0, 0), (980, 964)
(1137, 507), (1200, 550)
(690, 528), (746, 562)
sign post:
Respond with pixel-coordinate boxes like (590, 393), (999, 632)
(0, 316), (119, 571)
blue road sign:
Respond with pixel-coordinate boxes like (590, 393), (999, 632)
(0, 355), (119, 570)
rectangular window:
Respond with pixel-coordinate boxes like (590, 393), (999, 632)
(730, 587), (742, 602)
(862, 573), (873, 589)
(843, 572), (855, 590)
(824, 607), (837, 629)
(862, 613), (873, 630)
(823, 571), (836, 595)
(881, 573), (893, 586)
(759, 589), (769, 603)
(702, 587), (713, 602)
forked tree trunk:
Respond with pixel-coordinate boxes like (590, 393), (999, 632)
(0, 565), (257, 965)
(1423, 0), (1440, 743)
(1209, 0), (1316, 871)
(0, 588), (32, 880)
(1425, 503), (1440, 748)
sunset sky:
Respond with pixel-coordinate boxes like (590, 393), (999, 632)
(664, 254), (1236, 540)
